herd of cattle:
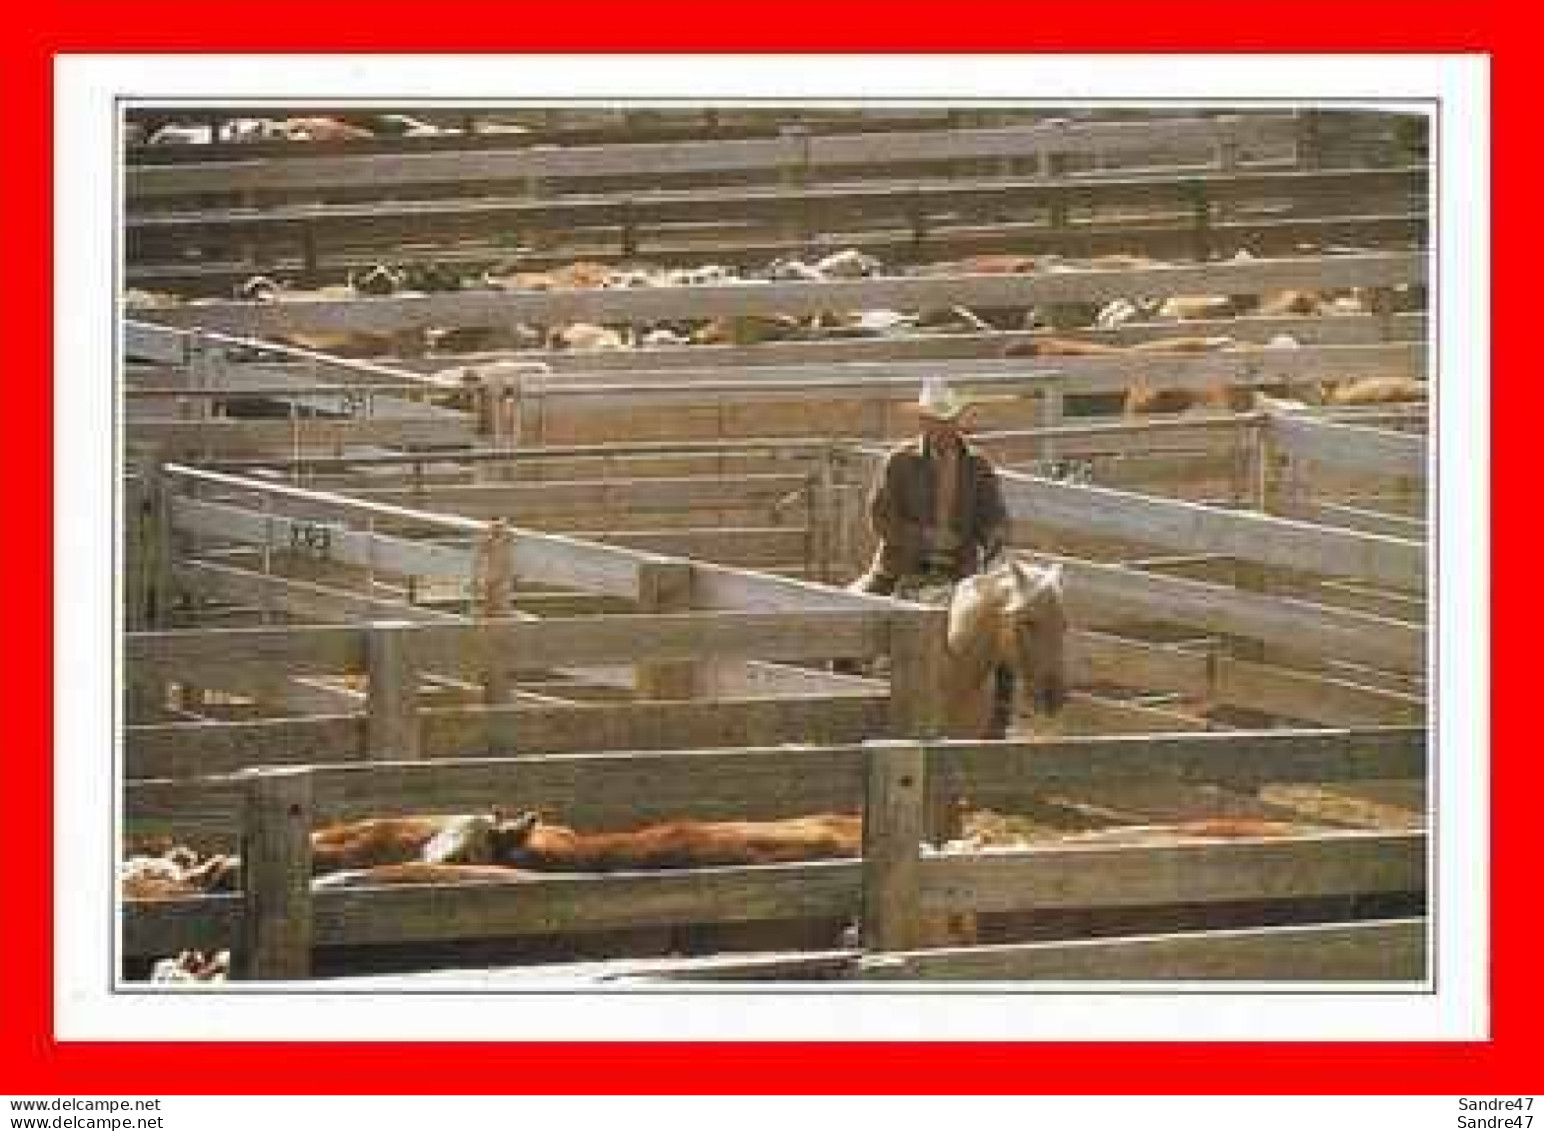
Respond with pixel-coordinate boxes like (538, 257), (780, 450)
(126, 246), (1427, 415)
(125, 809), (1320, 981)
(126, 114), (468, 147)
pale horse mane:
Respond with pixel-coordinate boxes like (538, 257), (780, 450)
(942, 558), (1069, 737)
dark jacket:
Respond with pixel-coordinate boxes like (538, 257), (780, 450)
(867, 437), (1009, 580)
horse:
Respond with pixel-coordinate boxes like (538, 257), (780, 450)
(938, 559), (1069, 737)
(851, 557), (1069, 738)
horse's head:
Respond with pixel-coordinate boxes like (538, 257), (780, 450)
(998, 560), (1069, 716)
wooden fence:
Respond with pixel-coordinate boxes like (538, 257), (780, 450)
(126, 114), (1307, 202)
(125, 163), (1424, 288)
(121, 725), (1427, 980)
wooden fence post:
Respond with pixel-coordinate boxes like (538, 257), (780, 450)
(887, 607), (957, 846)
(142, 455), (174, 629)
(779, 125), (813, 245)
(809, 451), (839, 584)
(1295, 109), (1324, 170)
(239, 767), (314, 980)
(477, 520), (515, 704)
(366, 620), (421, 760)
(1232, 424), (1274, 664)
(888, 607), (948, 738)
(861, 740), (926, 952)
(636, 560), (697, 699)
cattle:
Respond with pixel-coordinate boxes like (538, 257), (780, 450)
(815, 249), (884, 279)
(365, 113), (447, 137)
(123, 287), (180, 308)
(664, 264), (738, 286)
(400, 262), (465, 293)
(1057, 819), (1313, 845)
(1124, 383), (1254, 416)
(808, 309), (917, 338)
(148, 123), (214, 146)
(1320, 377), (1429, 406)
(427, 323), (538, 355)
(280, 117), (375, 143)
(549, 322), (629, 351)
(692, 314), (805, 346)
(1004, 334), (1234, 358)
(235, 274), (284, 302)
(916, 306), (995, 334)
(151, 949), (231, 984)
(310, 813), (482, 873)
(350, 264), (407, 296)
(1156, 294), (1249, 321)
(764, 257), (825, 282)
(120, 850), (238, 900)
(914, 253), (1037, 277)
(440, 811), (864, 871)
(485, 261), (614, 292)
(603, 268), (663, 289)
(640, 327), (694, 347)
(1094, 297), (1162, 329)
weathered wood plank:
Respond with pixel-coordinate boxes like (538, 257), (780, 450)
(1268, 412), (1429, 479)
(997, 471), (1425, 592)
(1041, 552), (1425, 673)
(920, 830), (1425, 913)
(127, 715), (367, 779)
(309, 860), (863, 945)
(931, 727), (1425, 803)
(128, 162), (1419, 241)
(408, 611), (894, 674)
(347, 473), (812, 520)
(128, 115), (1302, 198)
(365, 621), (422, 760)
(1071, 630), (1425, 725)
(418, 694), (892, 762)
(128, 417), (474, 453)
(239, 768), (314, 979)
(126, 625), (366, 682)
(855, 917), (1427, 981)
(121, 894), (242, 959)
(861, 742), (926, 951)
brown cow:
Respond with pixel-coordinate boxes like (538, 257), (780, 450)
(310, 814), (481, 873)
(457, 811), (864, 872)
(280, 117), (374, 143)
(151, 949), (231, 983)
(1321, 377), (1429, 406)
(120, 851), (238, 900)
(1124, 383), (1253, 416)
(1005, 334), (1234, 358)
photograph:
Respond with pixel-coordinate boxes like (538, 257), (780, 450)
(114, 95), (1440, 995)
(23, 48), (1505, 1094)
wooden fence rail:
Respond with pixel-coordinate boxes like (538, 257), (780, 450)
(131, 161), (1419, 243)
(127, 115), (1304, 200)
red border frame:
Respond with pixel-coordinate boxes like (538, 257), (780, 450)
(3, 4), (1526, 1094)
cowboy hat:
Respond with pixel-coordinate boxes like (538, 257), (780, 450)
(911, 377), (975, 421)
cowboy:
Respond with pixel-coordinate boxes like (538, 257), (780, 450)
(859, 377), (1009, 591)
(856, 378), (1017, 735)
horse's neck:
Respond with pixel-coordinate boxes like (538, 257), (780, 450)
(946, 590), (1003, 690)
